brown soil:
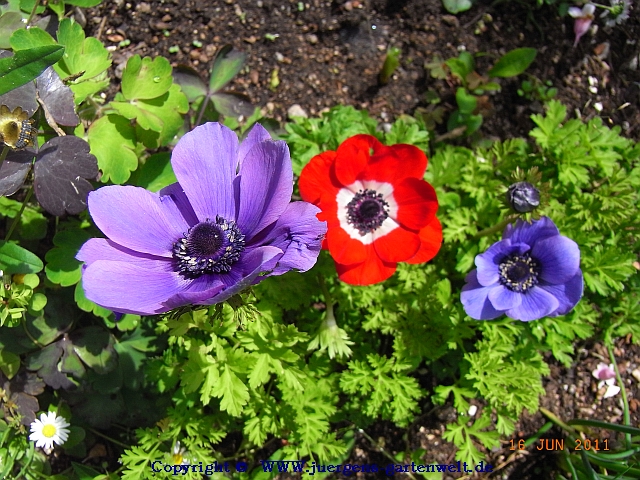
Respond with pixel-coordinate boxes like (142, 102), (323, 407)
(79, 0), (640, 478)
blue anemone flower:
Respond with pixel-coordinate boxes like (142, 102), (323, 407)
(77, 122), (326, 315)
(461, 217), (583, 321)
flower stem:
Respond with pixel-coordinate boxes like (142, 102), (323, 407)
(0, 145), (9, 173)
(474, 216), (515, 239)
(607, 343), (632, 449)
(26, 0), (41, 26)
(86, 427), (132, 449)
(5, 186), (33, 242)
(317, 274), (336, 327)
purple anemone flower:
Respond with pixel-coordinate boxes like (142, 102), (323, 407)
(77, 122), (327, 315)
(461, 217), (583, 322)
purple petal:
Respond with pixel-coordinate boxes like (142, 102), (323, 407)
(236, 138), (293, 237)
(88, 185), (190, 257)
(252, 201), (326, 276)
(81, 258), (187, 315)
(503, 217), (559, 246)
(196, 246), (283, 305)
(238, 123), (273, 169)
(460, 270), (504, 320)
(532, 235), (580, 284)
(506, 287), (560, 322)
(541, 271), (584, 317)
(76, 238), (162, 267)
(171, 123), (239, 221)
(475, 240), (529, 286)
(159, 183), (199, 226)
(488, 285), (522, 311)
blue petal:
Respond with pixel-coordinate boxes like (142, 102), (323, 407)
(503, 217), (559, 246)
(475, 240), (529, 286)
(251, 201), (326, 276)
(461, 270), (504, 320)
(488, 285), (522, 310)
(171, 123), (239, 222)
(195, 246), (283, 305)
(506, 286), (559, 321)
(541, 272), (584, 317)
(532, 235), (581, 284)
(236, 137), (293, 238)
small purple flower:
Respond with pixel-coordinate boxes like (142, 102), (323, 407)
(77, 122), (327, 315)
(592, 363), (620, 398)
(461, 217), (583, 322)
(569, 3), (596, 47)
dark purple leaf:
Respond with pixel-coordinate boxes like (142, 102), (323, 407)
(0, 149), (34, 196)
(172, 64), (207, 102)
(209, 45), (247, 92)
(25, 342), (77, 390)
(36, 66), (79, 126)
(210, 91), (255, 118)
(33, 136), (98, 215)
(1, 370), (45, 426)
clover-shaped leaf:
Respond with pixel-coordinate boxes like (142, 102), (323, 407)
(33, 136), (98, 215)
(1, 369), (44, 425)
(25, 342), (77, 389)
(70, 326), (117, 375)
(172, 46), (254, 119)
(121, 55), (173, 100)
(45, 226), (91, 286)
(87, 114), (138, 184)
(0, 13), (23, 49)
(55, 18), (110, 104)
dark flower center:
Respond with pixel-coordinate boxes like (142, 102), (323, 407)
(499, 253), (540, 292)
(172, 216), (245, 278)
(346, 189), (389, 236)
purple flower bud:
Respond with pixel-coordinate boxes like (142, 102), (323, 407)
(506, 181), (540, 213)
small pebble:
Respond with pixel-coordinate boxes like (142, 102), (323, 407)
(287, 104), (308, 118)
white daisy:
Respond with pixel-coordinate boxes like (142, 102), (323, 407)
(29, 412), (70, 449)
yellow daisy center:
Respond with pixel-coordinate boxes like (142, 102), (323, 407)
(172, 453), (183, 465)
(42, 424), (56, 438)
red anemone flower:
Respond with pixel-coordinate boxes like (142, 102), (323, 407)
(299, 134), (442, 285)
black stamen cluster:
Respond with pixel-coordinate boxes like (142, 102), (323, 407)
(173, 216), (245, 278)
(346, 189), (389, 236)
(499, 253), (540, 292)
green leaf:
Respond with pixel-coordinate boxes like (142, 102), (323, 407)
(442, 0), (473, 13)
(446, 51), (474, 82)
(44, 227), (91, 286)
(488, 48), (537, 78)
(9, 26), (56, 50)
(87, 114), (139, 184)
(0, 349), (20, 379)
(55, 18), (110, 103)
(129, 152), (176, 192)
(72, 326), (117, 374)
(0, 13), (25, 49)
(0, 45), (64, 95)
(211, 364), (250, 416)
(455, 88), (477, 115)
(64, 0), (103, 6)
(74, 281), (112, 319)
(209, 44), (247, 93)
(0, 240), (42, 274)
(121, 55), (173, 100)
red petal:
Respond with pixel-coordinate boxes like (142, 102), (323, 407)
(326, 224), (367, 265)
(335, 246), (397, 285)
(406, 217), (443, 264)
(394, 177), (438, 230)
(334, 135), (382, 186)
(367, 143), (427, 183)
(299, 151), (339, 204)
(373, 224), (420, 263)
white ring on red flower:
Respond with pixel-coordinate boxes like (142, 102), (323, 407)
(336, 180), (399, 244)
